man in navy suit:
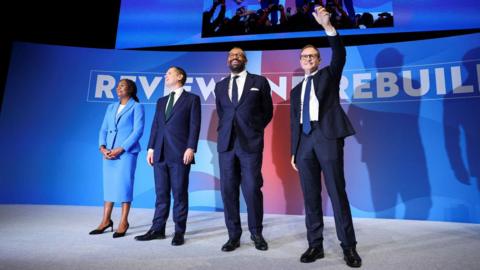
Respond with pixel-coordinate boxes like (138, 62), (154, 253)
(135, 66), (201, 246)
(215, 47), (273, 251)
(290, 6), (361, 267)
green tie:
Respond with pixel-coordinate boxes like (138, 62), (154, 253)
(165, 92), (175, 119)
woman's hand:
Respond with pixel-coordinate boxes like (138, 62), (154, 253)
(100, 146), (111, 159)
(106, 147), (125, 159)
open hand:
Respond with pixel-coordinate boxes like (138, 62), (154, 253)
(312, 6), (331, 27)
(291, 155), (298, 171)
(183, 148), (195, 165)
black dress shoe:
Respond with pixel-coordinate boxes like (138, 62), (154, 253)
(134, 229), (166, 241)
(113, 222), (129, 238)
(221, 238), (240, 252)
(89, 220), (113, 235)
(300, 247), (325, 263)
(171, 233), (185, 246)
(343, 248), (362, 268)
(250, 234), (268, 251)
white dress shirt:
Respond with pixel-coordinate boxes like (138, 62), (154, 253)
(228, 69), (247, 103)
(300, 70), (320, 124)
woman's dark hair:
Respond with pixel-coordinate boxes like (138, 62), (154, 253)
(121, 78), (139, 102)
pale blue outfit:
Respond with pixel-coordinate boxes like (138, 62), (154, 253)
(99, 98), (145, 202)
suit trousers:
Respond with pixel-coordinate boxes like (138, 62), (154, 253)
(219, 132), (264, 240)
(296, 123), (357, 249)
(151, 144), (191, 234)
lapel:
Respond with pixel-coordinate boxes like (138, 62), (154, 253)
(166, 90), (187, 122)
(115, 98), (135, 125)
(221, 76), (234, 107)
(237, 72), (254, 107)
(111, 102), (120, 126)
(159, 96), (168, 122)
(312, 70), (322, 100)
(293, 81), (303, 116)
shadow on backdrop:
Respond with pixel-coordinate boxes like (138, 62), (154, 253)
(347, 48), (432, 219)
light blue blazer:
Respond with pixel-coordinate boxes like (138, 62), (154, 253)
(99, 98), (145, 153)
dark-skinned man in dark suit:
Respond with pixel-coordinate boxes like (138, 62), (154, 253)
(215, 46), (273, 252)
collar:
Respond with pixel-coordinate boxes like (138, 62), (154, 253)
(230, 69), (247, 79)
(304, 69), (319, 79)
(168, 87), (184, 96)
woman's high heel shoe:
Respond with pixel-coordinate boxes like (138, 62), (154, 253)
(113, 222), (129, 238)
(89, 220), (113, 235)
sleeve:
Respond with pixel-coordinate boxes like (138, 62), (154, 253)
(148, 100), (161, 149)
(98, 105), (110, 148)
(187, 95), (201, 151)
(290, 92), (296, 156)
(326, 34), (346, 83)
(215, 83), (224, 122)
(261, 77), (274, 128)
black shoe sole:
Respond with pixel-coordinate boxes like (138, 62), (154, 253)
(134, 235), (166, 241)
(221, 243), (240, 252)
(344, 257), (362, 268)
(300, 252), (325, 263)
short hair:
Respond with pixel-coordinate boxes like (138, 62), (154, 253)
(229, 47), (248, 61)
(300, 44), (321, 59)
(171, 66), (187, 86)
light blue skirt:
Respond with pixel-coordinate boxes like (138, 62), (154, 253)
(103, 152), (138, 203)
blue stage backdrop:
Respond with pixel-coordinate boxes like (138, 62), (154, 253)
(1, 33), (479, 223)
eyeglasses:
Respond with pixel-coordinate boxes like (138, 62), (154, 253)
(300, 54), (319, 60)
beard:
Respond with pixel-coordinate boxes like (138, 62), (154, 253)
(229, 61), (246, 73)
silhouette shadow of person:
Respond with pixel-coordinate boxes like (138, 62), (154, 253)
(347, 48), (432, 219)
(443, 47), (480, 191)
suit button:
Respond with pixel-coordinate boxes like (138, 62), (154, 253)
(109, 131), (112, 133)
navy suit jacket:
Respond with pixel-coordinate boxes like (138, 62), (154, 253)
(148, 91), (201, 164)
(215, 72), (273, 153)
(290, 35), (355, 158)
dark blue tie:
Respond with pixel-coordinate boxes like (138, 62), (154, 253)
(302, 76), (313, 135)
(232, 75), (239, 106)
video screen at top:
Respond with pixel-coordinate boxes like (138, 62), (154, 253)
(202, 0), (393, 38)
(115, 0), (480, 49)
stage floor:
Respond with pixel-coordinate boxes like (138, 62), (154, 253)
(0, 204), (479, 270)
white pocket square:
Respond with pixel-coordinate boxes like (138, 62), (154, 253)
(250, 87), (260, 91)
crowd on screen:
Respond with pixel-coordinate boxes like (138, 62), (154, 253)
(202, 0), (394, 37)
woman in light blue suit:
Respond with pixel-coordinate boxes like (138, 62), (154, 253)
(89, 79), (145, 238)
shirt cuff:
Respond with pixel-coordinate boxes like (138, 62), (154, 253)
(148, 149), (154, 154)
(325, 28), (337, 36)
